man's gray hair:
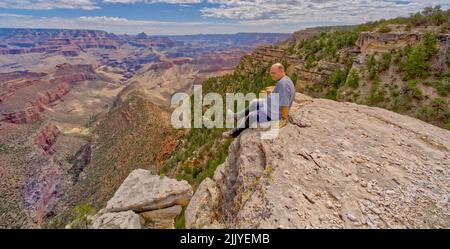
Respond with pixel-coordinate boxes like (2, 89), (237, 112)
(272, 62), (285, 72)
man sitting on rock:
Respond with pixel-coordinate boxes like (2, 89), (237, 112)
(222, 62), (296, 138)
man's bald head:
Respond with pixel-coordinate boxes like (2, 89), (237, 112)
(271, 63), (285, 72)
(270, 62), (286, 81)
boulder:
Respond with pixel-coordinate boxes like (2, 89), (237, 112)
(92, 211), (141, 229)
(105, 169), (193, 213)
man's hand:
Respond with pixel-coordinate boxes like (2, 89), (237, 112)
(280, 106), (289, 128)
(279, 118), (288, 128)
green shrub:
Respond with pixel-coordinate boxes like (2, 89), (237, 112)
(431, 97), (448, 115)
(425, 80), (450, 96)
(326, 88), (338, 100)
(405, 80), (423, 99)
(305, 55), (317, 69)
(366, 54), (377, 72)
(426, 5), (448, 26)
(67, 204), (95, 229)
(410, 12), (428, 26)
(445, 123), (450, 130)
(366, 54), (381, 80)
(346, 68), (360, 89)
(295, 30), (358, 62)
(379, 24), (392, 33)
(290, 71), (298, 87)
(440, 24), (448, 33)
(405, 24), (412, 32)
(417, 98), (450, 126)
(328, 69), (347, 88)
(422, 32), (438, 58)
(402, 44), (429, 79)
(175, 207), (186, 229)
(410, 6), (448, 27)
(379, 52), (392, 72)
(367, 79), (387, 105)
(417, 106), (433, 121)
(391, 87), (400, 98)
(398, 32), (438, 80)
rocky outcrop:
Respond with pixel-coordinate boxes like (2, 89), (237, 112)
(0, 28), (119, 55)
(356, 32), (421, 54)
(32, 122), (60, 153)
(294, 60), (345, 92)
(0, 63), (101, 124)
(22, 123), (73, 225)
(186, 94), (450, 228)
(91, 169), (193, 229)
(0, 72), (47, 102)
(1, 106), (43, 124)
(356, 25), (450, 54)
(185, 178), (224, 229)
(251, 45), (286, 65)
(105, 169), (192, 212)
(1, 83), (70, 123)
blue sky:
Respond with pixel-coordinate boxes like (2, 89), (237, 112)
(0, 1), (449, 35)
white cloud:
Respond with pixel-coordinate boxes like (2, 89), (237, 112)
(102, 0), (201, 3)
(0, 0), (204, 11)
(201, 0), (450, 26)
(0, 14), (286, 35)
(0, 1), (449, 34)
(1, 0), (448, 26)
(0, 0), (99, 10)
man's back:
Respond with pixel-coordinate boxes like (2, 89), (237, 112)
(263, 76), (296, 120)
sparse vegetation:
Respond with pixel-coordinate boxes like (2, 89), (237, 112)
(174, 207), (186, 229)
(367, 80), (387, 106)
(289, 7), (448, 129)
(401, 32), (438, 80)
(68, 204), (95, 229)
(378, 24), (392, 33)
(379, 52), (392, 72)
(410, 6), (448, 27)
(424, 79), (450, 97)
(295, 30), (358, 62)
(346, 68), (360, 89)
(402, 44), (429, 79)
(326, 69), (348, 100)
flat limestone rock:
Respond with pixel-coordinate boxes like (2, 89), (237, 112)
(139, 205), (182, 229)
(140, 205), (182, 220)
(92, 211), (141, 229)
(105, 169), (193, 212)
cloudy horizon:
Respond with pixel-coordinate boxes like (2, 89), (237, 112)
(0, 1), (449, 35)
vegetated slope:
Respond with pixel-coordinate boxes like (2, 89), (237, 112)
(281, 6), (449, 129)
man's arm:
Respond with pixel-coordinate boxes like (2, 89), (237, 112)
(278, 81), (291, 128)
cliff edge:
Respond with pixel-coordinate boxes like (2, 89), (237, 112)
(185, 94), (450, 228)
